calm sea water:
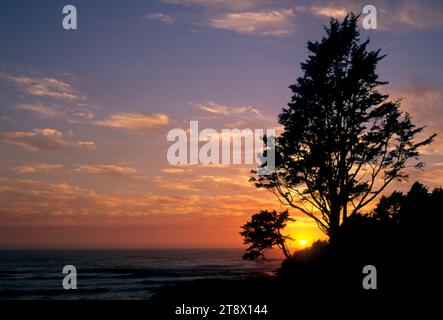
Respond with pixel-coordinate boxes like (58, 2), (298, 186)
(0, 249), (281, 300)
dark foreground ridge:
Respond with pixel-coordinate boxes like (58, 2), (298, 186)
(148, 255), (435, 316)
(147, 182), (441, 318)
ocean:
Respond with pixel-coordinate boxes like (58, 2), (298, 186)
(0, 249), (281, 300)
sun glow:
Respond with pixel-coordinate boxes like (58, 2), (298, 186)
(300, 239), (308, 246)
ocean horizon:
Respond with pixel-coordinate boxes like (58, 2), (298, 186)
(0, 249), (282, 300)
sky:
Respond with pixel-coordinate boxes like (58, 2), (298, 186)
(0, 0), (442, 249)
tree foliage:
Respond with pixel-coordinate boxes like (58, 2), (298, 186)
(240, 210), (294, 260)
(251, 14), (435, 241)
(371, 181), (442, 228)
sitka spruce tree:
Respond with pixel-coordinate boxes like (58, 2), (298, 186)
(251, 14), (435, 242)
(240, 210), (294, 260)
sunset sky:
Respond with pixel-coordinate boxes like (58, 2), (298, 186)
(1, 0), (442, 249)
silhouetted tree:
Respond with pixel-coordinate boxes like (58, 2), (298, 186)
(370, 181), (443, 236)
(240, 210), (294, 260)
(399, 181), (431, 227)
(370, 182), (434, 228)
(371, 191), (404, 224)
(251, 14), (435, 242)
(280, 182), (441, 291)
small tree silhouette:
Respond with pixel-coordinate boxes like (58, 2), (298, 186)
(240, 210), (294, 260)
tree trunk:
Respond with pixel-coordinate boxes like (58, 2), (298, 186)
(342, 205), (347, 223)
(278, 239), (291, 258)
(328, 208), (341, 244)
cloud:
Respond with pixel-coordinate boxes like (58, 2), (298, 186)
(160, 167), (193, 174)
(209, 9), (295, 36)
(16, 103), (66, 118)
(153, 175), (202, 191)
(0, 128), (96, 152)
(399, 84), (443, 128)
(154, 171), (252, 192)
(1, 70), (96, 122)
(2, 74), (80, 100)
(77, 141), (97, 150)
(187, 100), (277, 129)
(162, 0), (263, 10)
(309, 6), (348, 18)
(75, 164), (138, 175)
(1, 116), (16, 124)
(15, 102), (97, 123)
(393, 83), (443, 156)
(0, 177), (278, 225)
(191, 101), (262, 116)
(12, 163), (63, 174)
(388, 0), (443, 30)
(95, 112), (169, 130)
(299, 0), (443, 31)
(144, 12), (176, 24)
(409, 162), (443, 187)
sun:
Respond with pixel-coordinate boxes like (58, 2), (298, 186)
(300, 239), (308, 246)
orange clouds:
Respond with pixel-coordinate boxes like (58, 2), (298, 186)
(16, 103), (66, 118)
(0, 128), (96, 152)
(0, 173), (279, 226)
(15, 102), (96, 123)
(95, 112), (170, 130)
(75, 164), (138, 175)
(12, 163), (64, 174)
(309, 6), (347, 18)
(391, 83), (443, 156)
(2, 74), (80, 100)
(164, 0), (261, 10)
(0, 170), (325, 248)
(191, 101), (262, 117)
(209, 9), (295, 36)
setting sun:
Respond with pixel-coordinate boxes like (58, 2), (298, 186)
(300, 239), (308, 246)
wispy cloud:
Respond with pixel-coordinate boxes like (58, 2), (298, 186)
(209, 9), (294, 36)
(0, 128), (96, 152)
(95, 112), (169, 130)
(1, 69), (97, 123)
(191, 101), (261, 116)
(161, 0), (443, 35)
(162, 0), (263, 10)
(393, 83), (443, 156)
(299, 0), (443, 31)
(308, 5), (348, 18)
(77, 141), (97, 150)
(399, 84), (443, 127)
(144, 12), (176, 24)
(160, 167), (193, 174)
(2, 74), (80, 100)
(12, 163), (63, 174)
(0, 175), (277, 223)
(15, 102), (96, 123)
(75, 164), (138, 175)
(16, 103), (66, 118)
(1, 116), (16, 124)
(188, 100), (278, 129)
(389, 0), (443, 30)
